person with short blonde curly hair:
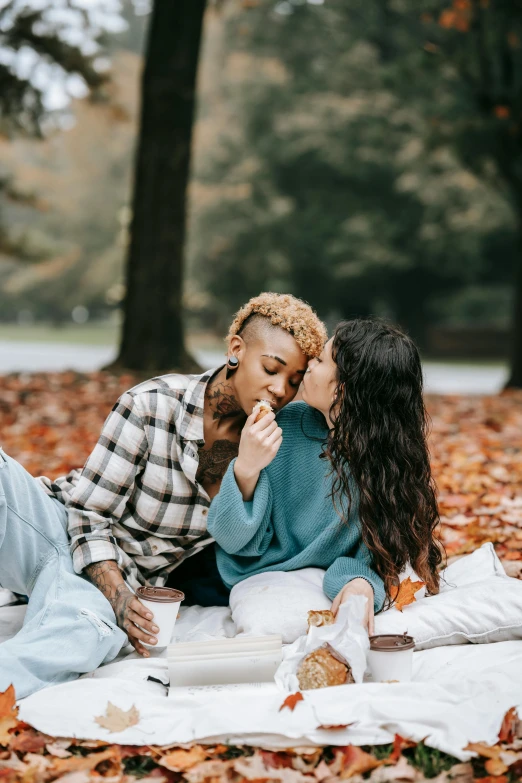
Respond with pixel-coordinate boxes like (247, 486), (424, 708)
(0, 290), (326, 696)
(227, 292), (326, 359)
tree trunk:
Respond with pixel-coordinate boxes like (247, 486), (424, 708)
(505, 228), (522, 389)
(112, 0), (207, 373)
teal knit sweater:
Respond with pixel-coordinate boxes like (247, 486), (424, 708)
(207, 402), (385, 611)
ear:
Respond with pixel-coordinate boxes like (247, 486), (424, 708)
(229, 334), (246, 360)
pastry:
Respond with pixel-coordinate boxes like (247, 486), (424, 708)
(252, 399), (273, 422)
(297, 646), (354, 690)
(307, 609), (335, 631)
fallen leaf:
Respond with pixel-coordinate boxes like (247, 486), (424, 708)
(49, 747), (120, 776)
(46, 742), (73, 758)
(159, 746), (207, 771)
(443, 762), (473, 782)
(279, 692), (304, 712)
(314, 760), (333, 781)
(259, 750), (294, 769)
(0, 687), (19, 747)
(9, 728), (47, 753)
(472, 777), (508, 783)
(184, 759), (235, 783)
(94, 702), (140, 733)
(390, 577), (426, 611)
(440, 494), (470, 508)
(388, 734), (417, 763)
(498, 706), (519, 743)
(369, 755), (418, 781)
(464, 742), (500, 760)
(484, 756), (508, 776)
(22, 753), (51, 775)
(340, 746), (381, 778)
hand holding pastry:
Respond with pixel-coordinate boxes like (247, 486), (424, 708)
(234, 401), (282, 499)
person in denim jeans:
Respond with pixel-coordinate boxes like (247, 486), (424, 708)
(0, 449), (127, 698)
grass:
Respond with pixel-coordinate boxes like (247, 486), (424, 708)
(0, 323), (507, 371)
(0, 323), (226, 353)
(0, 322), (119, 345)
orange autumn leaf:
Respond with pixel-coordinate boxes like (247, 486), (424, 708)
(159, 746), (207, 771)
(477, 778), (508, 783)
(48, 747), (120, 776)
(279, 692), (304, 712)
(340, 746), (382, 777)
(464, 741), (501, 760)
(498, 707), (519, 743)
(502, 551), (522, 561)
(390, 577), (425, 611)
(484, 756), (509, 776)
(388, 734), (418, 763)
(0, 686), (19, 747)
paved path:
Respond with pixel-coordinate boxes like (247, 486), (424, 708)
(0, 340), (508, 394)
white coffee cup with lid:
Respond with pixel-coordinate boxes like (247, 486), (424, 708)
(367, 633), (415, 682)
(136, 586), (185, 648)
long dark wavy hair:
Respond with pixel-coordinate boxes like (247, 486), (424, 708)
(325, 319), (444, 604)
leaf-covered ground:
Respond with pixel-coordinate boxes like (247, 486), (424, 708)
(1, 372), (522, 781)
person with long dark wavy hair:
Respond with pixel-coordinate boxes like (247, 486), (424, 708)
(208, 318), (444, 634)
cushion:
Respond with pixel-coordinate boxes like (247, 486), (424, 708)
(229, 567), (330, 643)
(374, 573), (522, 649)
(228, 544), (522, 649)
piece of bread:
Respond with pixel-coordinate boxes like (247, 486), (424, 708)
(297, 646), (354, 690)
(307, 610), (336, 631)
(252, 399), (273, 422)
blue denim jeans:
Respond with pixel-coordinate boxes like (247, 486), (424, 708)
(0, 450), (127, 698)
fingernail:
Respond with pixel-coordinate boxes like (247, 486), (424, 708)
(144, 651), (150, 657)
(152, 625), (159, 633)
(149, 637), (157, 645)
(146, 613), (153, 619)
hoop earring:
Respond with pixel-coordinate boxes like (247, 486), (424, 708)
(225, 356), (239, 380)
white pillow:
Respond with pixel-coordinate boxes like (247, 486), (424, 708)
(229, 568), (330, 643)
(229, 544), (519, 648)
(374, 574), (522, 650)
(440, 541), (506, 590)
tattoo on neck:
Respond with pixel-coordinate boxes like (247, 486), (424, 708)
(206, 379), (243, 420)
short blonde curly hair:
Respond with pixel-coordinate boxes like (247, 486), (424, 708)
(227, 292), (327, 358)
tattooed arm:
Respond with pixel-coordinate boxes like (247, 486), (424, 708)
(84, 561), (159, 657)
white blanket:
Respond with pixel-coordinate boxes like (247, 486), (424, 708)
(2, 603), (522, 761)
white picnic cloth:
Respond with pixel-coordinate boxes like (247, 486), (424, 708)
(2, 603), (522, 760)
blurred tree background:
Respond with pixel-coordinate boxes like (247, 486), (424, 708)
(0, 0), (521, 380)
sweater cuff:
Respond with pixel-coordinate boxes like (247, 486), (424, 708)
(323, 559), (386, 613)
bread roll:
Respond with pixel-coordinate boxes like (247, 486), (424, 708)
(297, 646), (354, 690)
(307, 610), (335, 631)
(252, 400), (273, 422)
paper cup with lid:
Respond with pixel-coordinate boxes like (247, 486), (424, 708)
(136, 586), (185, 647)
(367, 633), (415, 682)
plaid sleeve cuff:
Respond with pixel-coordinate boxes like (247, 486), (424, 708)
(71, 536), (122, 574)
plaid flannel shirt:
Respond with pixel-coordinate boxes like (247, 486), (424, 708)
(37, 368), (220, 590)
